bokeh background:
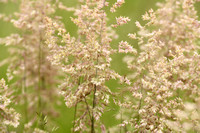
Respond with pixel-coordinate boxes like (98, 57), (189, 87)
(0, 0), (199, 132)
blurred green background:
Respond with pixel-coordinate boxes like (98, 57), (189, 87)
(0, 0), (199, 132)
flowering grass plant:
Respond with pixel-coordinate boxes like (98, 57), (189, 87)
(0, 0), (200, 132)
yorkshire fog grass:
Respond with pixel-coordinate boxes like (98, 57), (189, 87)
(0, 0), (200, 133)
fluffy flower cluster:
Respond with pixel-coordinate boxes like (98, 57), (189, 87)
(120, 0), (200, 132)
(112, 16), (131, 28)
(110, 0), (125, 13)
(0, 78), (20, 132)
(0, 0), (61, 131)
(119, 41), (137, 54)
(45, 0), (130, 132)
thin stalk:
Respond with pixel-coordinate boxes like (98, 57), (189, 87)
(120, 93), (123, 133)
(120, 110), (122, 133)
(137, 87), (143, 123)
(120, 88), (127, 133)
(73, 104), (77, 133)
(23, 52), (28, 124)
(91, 84), (96, 133)
(37, 32), (43, 129)
(73, 1), (82, 129)
(84, 97), (92, 122)
(91, 1), (106, 132)
(73, 77), (81, 132)
(38, 36), (41, 110)
(177, 88), (180, 97)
